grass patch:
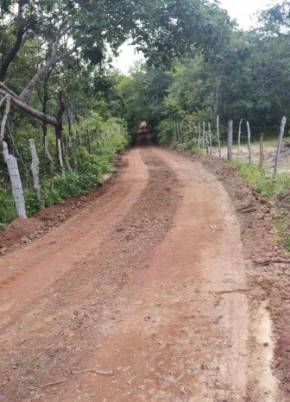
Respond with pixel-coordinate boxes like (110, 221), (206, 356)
(231, 161), (290, 199)
(232, 160), (290, 252)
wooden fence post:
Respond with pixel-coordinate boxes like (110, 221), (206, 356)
(29, 139), (43, 208)
(273, 116), (287, 179)
(259, 133), (265, 169)
(198, 122), (201, 147)
(237, 118), (243, 160)
(227, 120), (233, 161)
(246, 121), (252, 164)
(216, 115), (221, 158)
(208, 122), (212, 155)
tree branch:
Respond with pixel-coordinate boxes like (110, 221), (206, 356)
(0, 89), (58, 127)
(10, 95), (57, 126)
(19, 47), (76, 102)
(0, 96), (11, 141)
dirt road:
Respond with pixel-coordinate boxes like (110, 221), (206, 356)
(0, 147), (281, 401)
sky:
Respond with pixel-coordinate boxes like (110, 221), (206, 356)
(219, 0), (278, 29)
(114, 0), (280, 74)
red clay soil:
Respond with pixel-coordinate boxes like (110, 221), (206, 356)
(0, 147), (289, 401)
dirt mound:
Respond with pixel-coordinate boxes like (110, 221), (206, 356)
(0, 217), (45, 252)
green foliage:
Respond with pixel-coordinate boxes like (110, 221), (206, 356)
(116, 68), (171, 139)
(172, 139), (203, 156)
(19, 115), (128, 220)
(157, 120), (175, 145)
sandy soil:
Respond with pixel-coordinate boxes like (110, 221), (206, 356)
(0, 147), (289, 401)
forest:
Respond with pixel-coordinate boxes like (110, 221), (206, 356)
(1, 0), (290, 226)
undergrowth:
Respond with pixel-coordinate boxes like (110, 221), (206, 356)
(0, 114), (128, 227)
(231, 161), (290, 199)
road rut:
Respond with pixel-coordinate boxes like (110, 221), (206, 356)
(0, 147), (277, 401)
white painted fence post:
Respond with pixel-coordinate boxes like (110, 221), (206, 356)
(5, 152), (27, 218)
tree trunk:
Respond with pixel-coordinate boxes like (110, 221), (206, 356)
(44, 134), (55, 175)
(208, 122), (212, 155)
(216, 115), (221, 158)
(41, 74), (50, 144)
(29, 139), (43, 208)
(57, 138), (65, 178)
(0, 4), (25, 82)
(202, 121), (206, 150)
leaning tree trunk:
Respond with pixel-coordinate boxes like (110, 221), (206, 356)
(29, 139), (43, 208)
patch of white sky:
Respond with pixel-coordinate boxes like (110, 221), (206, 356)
(114, 0), (282, 74)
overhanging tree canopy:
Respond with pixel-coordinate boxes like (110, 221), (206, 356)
(0, 0), (233, 145)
